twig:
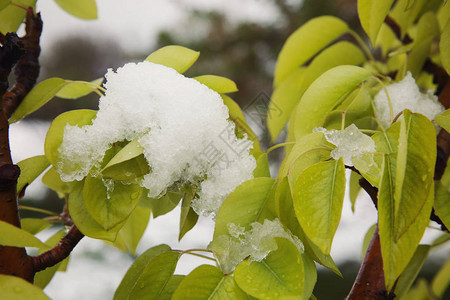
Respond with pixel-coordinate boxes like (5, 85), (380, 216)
(2, 8), (42, 119)
(32, 225), (84, 273)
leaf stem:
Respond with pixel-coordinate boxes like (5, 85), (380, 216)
(266, 142), (297, 155)
(373, 76), (394, 125)
(18, 205), (58, 216)
(350, 30), (375, 62)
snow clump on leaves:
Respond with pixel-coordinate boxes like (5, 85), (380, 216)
(57, 61), (256, 216)
(209, 218), (304, 274)
(314, 124), (375, 168)
(373, 72), (444, 129)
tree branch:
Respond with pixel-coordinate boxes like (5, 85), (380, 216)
(32, 225), (84, 273)
(2, 8), (42, 119)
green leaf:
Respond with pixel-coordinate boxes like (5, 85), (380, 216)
(0, 0), (36, 34)
(431, 258), (450, 297)
(102, 155), (149, 181)
(435, 109), (450, 132)
(222, 95), (261, 152)
(0, 274), (49, 300)
(114, 244), (172, 300)
(129, 251), (181, 300)
(17, 155), (50, 195)
(358, 0), (395, 45)
(42, 167), (74, 197)
(350, 172), (362, 212)
(234, 238), (304, 299)
(214, 177), (276, 238)
(395, 245), (431, 297)
(378, 155), (434, 290)
(21, 218), (51, 235)
(10, 78), (66, 123)
(34, 230), (68, 289)
(293, 159), (346, 255)
(142, 190), (183, 218)
(68, 181), (121, 241)
(83, 176), (142, 230)
(267, 68), (306, 141)
(399, 279), (429, 300)
(179, 187), (199, 240)
(172, 265), (247, 299)
(253, 152), (270, 178)
(0, 0), (11, 11)
(294, 65), (371, 140)
(435, 181), (450, 230)
(393, 112), (436, 240)
(102, 139), (143, 170)
(275, 177), (341, 276)
(0, 220), (48, 249)
(56, 78), (104, 99)
(193, 75), (238, 93)
(160, 275), (185, 300)
(44, 109), (97, 166)
(407, 12), (440, 77)
(54, 0), (97, 19)
(145, 45), (199, 73)
(361, 224), (377, 260)
(274, 16), (349, 86)
(114, 206), (151, 255)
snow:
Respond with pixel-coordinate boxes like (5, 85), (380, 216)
(57, 61), (255, 216)
(314, 124), (376, 169)
(209, 219), (303, 273)
(373, 72), (445, 129)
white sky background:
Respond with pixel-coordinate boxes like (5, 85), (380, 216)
(8, 1), (448, 299)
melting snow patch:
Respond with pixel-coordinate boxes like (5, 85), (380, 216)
(373, 72), (444, 128)
(314, 124), (375, 167)
(209, 218), (303, 274)
(57, 61), (256, 216)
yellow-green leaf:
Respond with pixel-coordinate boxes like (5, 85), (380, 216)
(114, 244), (172, 300)
(56, 78), (104, 99)
(113, 206), (151, 255)
(68, 181), (121, 241)
(435, 109), (450, 132)
(274, 16), (349, 86)
(0, 274), (49, 300)
(21, 218), (51, 235)
(431, 258), (450, 298)
(10, 78), (66, 123)
(0, 220), (48, 249)
(42, 167), (74, 197)
(54, 0), (97, 20)
(145, 45), (199, 73)
(44, 109), (97, 167)
(129, 251), (181, 300)
(179, 187), (198, 241)
(83, 176), (142, 230)
(172, 265), (247, 300)
(17, 155), (50, 195)
(293, 159), (346, 255)
(234, 238), (304, 299)
(393, 112), (436, 240)
(358, 0), (395, 45)
(0, 0), (36, 34)
(0, 0), (11, 11)
(214, 177), (276, 238)
(193, 75), (238, 93)
(294, 65), (371, 140)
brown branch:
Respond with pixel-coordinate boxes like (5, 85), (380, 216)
(2, 8), (42, 119)
(32, 225), (84, 273)
(0, 34), (24, 98)
(348, 226), (394, 299)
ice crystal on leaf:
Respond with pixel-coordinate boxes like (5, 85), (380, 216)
(209, 219), (303, 274)
(314, 124), (375, 168)
(57, 61), (256, 216)
(373, 72), (444, 129)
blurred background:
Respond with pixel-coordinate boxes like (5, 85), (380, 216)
(10, 0), (448, 298)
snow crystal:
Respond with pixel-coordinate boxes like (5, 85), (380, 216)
(208, 219), (304, 274)
(314, 124), (375, 167)
(373, 72), (445, 129)
(57, 61), (256, 216)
